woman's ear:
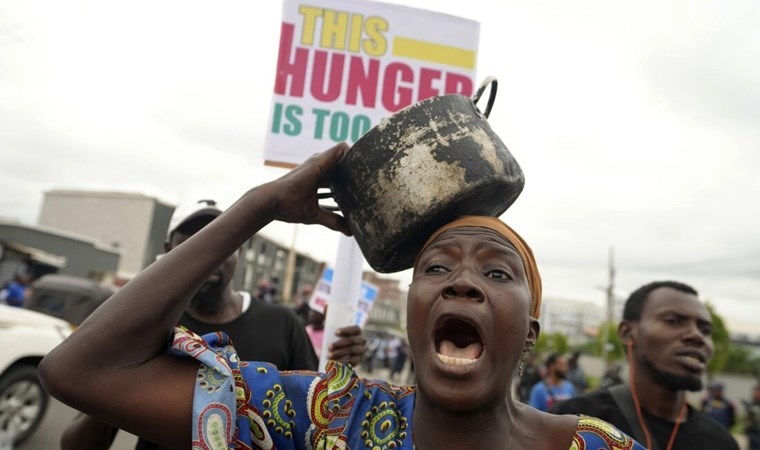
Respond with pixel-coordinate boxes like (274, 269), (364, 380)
(526, 317), (540, 349)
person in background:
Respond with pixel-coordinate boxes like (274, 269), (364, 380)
(0, 273), (30, 307)
(528, 353), (576, 412)
(305, 307), (326, 358)
(375, 334), (389, 369)
(388, 336), (409, 382)
(700, 380), (736, 430)
(600, 363), (624, 390)
(553, 280), (739, 449)
(255, 277), (275, 303)
(566, 351), (588, 394)
(40, 143), (644, 449)
(385, 334), (400, 370)
(293, 283), (313, 325)
(744, 383), (760, 450)
(60, 198), (366, 450)
(362, 333), (384, 374)
(516, 351), (541, 403)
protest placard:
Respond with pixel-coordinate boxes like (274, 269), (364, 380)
(309, 265), (379, 328)
(265, 0), (480, 167)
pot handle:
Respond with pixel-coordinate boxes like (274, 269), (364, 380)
(472, 77), (497, 118)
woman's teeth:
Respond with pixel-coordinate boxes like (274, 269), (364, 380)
(436, 339), (482, 365)
(437, 353), (477, 365)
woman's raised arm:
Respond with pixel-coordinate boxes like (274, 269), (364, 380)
(38, 143), (350, 449)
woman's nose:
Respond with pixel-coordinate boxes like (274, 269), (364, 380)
(441, 273), (484, 302)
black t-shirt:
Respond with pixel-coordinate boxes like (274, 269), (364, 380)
(178, 296), (318, 370)
(553, 388), (739, 450)
(137, 296), (318, 450)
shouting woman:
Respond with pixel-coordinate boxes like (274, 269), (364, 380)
(40, 143), (643, 449)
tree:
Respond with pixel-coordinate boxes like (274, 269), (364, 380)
(705, 302), (731, 375)
(723, 345), (754, 374)
(536, 332), (569, 356)
(595, 321), (625, 363)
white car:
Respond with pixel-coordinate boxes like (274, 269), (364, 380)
(0, 304), (72, 445)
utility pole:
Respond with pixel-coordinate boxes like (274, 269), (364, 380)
(601, 246), (615, 370)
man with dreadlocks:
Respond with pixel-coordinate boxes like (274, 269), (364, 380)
(553, 281), (739, 450)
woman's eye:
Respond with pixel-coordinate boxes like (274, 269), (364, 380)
(486, 269), (511, 280)
(425, 265), (448, 274)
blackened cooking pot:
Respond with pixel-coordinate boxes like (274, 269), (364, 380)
(331, 77), (525, 273)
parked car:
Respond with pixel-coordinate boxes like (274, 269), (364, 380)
(25, 274), (115, 326)
(0, 304), (72, 445)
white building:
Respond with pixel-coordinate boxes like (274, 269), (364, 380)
(539, 297), (606, 345)
(38, 190), (174, 279)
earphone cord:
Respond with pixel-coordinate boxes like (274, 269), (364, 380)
(626, 341), (688, 450)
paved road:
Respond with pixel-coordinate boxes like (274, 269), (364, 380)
(19, 398), (136, 450)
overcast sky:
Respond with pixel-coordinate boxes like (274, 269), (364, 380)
(1, 0), (758, 335)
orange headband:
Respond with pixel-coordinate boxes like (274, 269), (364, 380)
(415, 216), (542, 318)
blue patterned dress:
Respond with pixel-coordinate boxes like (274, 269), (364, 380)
(169, 327), (645, 450)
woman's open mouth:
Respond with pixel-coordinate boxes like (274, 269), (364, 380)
(434, 316), (483, 366)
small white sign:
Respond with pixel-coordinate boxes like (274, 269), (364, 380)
(309, 265), (379, 328)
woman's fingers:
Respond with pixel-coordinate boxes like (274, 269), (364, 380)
(305, 141), (348, 186)
(328, 326), (367, 365)
(306, 144), (351, 234)
(271, 142), (349, 227)
(328, 344), (368, 365)
(316, 142), (349, 178)
(314, 208), (352, 235)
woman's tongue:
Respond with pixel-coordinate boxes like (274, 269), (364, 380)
(437, 339), (483, 365)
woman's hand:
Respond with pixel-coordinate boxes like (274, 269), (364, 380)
(268, 142), (351, 235)
(328, 325), (368, 366)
